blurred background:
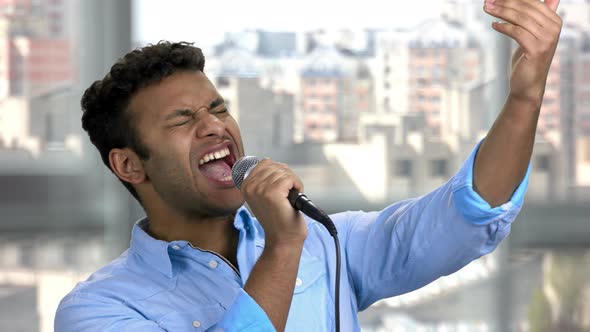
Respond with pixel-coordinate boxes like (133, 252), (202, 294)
(0, 0), (589, 331)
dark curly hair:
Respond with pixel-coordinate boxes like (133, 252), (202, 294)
(81, 41), (206, 202)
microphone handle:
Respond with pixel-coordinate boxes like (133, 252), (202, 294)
(287, 190), (337, 236)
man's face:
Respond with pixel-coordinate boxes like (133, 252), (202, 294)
(129, 70), (245, 217)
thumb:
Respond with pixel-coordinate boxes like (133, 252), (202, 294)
(544, 0), (560, 12)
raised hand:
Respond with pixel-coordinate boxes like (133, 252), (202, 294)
(484, 0), (563, 105)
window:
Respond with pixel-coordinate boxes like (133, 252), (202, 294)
(216, 77), (230, 87)
(535, 155), (550, 171)
(430, 159), (447, 177)
(395, 159), (413, 177)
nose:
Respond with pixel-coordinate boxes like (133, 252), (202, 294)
(195, 112), (226, 138)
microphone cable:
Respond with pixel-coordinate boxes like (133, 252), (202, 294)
(325, 218), (341, 332)
(289, 192), (340, 332)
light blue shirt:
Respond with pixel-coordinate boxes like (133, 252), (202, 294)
(55, 142), (531, 331)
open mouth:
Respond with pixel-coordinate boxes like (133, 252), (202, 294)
(198, 144), (237, 184)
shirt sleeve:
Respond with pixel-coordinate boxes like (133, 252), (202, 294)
(55, 293), (166, 332)
(451, 139), (530, 224)
(209, 289), (275, 332)
(55, 289), (274, 332)
(340, 139), (532, 311)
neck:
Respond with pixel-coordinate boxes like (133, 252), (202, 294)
(146, 208), (239, 265)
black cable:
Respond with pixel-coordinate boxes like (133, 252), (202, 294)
(332, 231), (341, 332)
(284, 191), (341, 330)
(320, 216), (340, 332)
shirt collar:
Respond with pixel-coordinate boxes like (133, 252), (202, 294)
(129, 218), (176, 278)
(233, 206), (255, 236)
(129, 206), (260, 278)
(233, 206), (265, 248)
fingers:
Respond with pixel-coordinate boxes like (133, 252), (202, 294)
(484, 0), (559, 40)
(484, 0), (562, 56)
(492, 21), (537, 54)
(242, 159), (303, 197)
(519, 0), (558, 28)
(544, 0), (560, 13)
(486, 1), (542, 39)
(492, 0), (562, 26)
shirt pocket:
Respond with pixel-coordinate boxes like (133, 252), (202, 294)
(286, 249), (334, 332)
(156, 305), (223, 332)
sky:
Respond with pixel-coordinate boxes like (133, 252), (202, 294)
(133, 0), (442, 48)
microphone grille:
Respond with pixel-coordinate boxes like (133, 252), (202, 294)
(231, 156), (260, 189)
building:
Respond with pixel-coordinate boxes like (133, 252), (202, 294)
(300, 46), (371, 143)
(216, 75), (295, 156)
(375, 18), (485, 137)
(0, 97), (40, 154)
(0, 0), (77, 98)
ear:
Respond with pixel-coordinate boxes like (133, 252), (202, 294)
(109, 148), (146, 185)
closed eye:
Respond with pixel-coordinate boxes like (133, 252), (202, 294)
(173, 117), (193, 126)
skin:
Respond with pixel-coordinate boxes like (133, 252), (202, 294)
(104, 1), (563, 328)
(475, 0), (562, 206)
(108, 70), (305, 331)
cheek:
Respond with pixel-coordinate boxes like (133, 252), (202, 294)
(226, 119), (244, 152)
(145, 147), (189, 179)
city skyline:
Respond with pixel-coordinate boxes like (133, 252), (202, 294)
(0, 1), (589, 331)
(132, 0), (442, 50)
(1, 0), (590, 203)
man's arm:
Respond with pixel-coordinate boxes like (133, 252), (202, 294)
(239, 159), (308, 332)
(338, 138), (532, 310)
(474, 0), (563, 207)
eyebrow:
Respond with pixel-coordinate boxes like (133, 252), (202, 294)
(208, 97), (224, 110)
(163, 98), (225, 121)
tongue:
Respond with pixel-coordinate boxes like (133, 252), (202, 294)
(200, 159), (232, 181)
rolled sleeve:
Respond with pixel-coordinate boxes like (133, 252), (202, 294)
(451, 138), (532, 225)
(210, 289), (274, 332)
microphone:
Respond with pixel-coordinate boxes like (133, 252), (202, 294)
(232, 156), (337, 236)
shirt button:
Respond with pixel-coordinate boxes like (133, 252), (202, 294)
(192, 320), (201, 328)
(296, 278), (303, 286)
(171, 245), (181, 250)
(208, 260), (218, 269)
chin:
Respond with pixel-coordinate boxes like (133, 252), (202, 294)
(207, 194), (245, 216)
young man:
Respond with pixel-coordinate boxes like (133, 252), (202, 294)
(55, 1), (562, 331)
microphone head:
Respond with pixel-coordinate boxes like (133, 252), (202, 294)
(231, 156), (260, 189)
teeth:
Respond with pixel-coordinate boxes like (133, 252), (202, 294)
(199, 147), (231, 165)
(221, 175), (232, 182)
